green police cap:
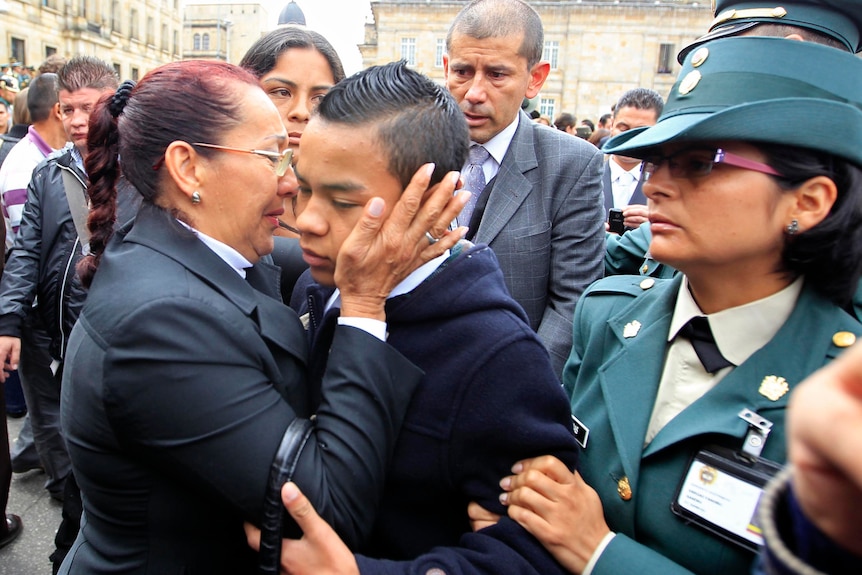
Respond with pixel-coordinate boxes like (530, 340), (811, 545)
(678, 0), (862, 62)
(604, 36), (862, 169)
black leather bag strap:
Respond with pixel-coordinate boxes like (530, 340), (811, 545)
(258, 417), (314, 575)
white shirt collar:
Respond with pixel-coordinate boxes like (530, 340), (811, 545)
(325, 250), (451, 312)
(668, 276), (804, 366)
(609, 156), (642, 183)
(474, 115), (519, 167)
(177, 220), (253, 278)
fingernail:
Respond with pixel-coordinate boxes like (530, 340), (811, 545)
(425, 163), (435, 177)
(458, 226), (468, 238)
(500, 477), (511, 489)
(511, 462), (523, 473)
(457, 190), (472, 203)
(368, 197), (385, 217)
(283, 482), (300, 503)
(450, 171), (461, 185)
(499, 492), (509, 505)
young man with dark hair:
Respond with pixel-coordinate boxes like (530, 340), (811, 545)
(247, 59), (580, 575)
(602, 87), (664, 230)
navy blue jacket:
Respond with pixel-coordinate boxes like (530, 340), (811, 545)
(292, 242), (579, 575)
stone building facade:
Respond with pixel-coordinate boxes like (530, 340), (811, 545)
(0, 0), (183, 81)
(183, 2), (270, 65)
(360, 0), (713, 121)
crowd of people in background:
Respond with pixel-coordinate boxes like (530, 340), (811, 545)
(2, 1), (862, 574)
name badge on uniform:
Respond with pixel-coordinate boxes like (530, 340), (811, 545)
(671, 445), (782, 552)
(571, 414), (589, 449)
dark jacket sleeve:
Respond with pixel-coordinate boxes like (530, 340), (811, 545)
(102, 295), (422, 549)
(757, 468), (862, 575)
(357, 329), (579, 574)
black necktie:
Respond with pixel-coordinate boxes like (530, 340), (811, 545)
(678, 316), (733, 373)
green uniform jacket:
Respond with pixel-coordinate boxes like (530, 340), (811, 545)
(563, 274), (862, 575)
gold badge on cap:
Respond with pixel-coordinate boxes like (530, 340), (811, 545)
(640, 278), (655, 290)
(678, 71), (702, 96)
(832, 331), (856, 348)
(617, 476), (632, 501)
(758, 375), (789, 401)
(623, 320), (642, 338)
(691, 47), (709, 68)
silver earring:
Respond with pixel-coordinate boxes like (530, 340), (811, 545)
(786, 219), (798, 236)
(191, 191), (201, 205)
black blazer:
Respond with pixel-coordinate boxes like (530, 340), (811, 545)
(59, 204), (422, 574)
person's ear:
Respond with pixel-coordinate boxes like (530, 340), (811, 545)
(525, 61), (550, 99)
(788, 175), (838, 233)
(164, 141), (203, 202)
(52, 102), (61, 122)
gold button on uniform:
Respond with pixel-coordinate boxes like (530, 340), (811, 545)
(678, 70), (702, 95)
(832, 331), (856, 348)
(691, 47), (709, 67)
(617, 477), (632, 501)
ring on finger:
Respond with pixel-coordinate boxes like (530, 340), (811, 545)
(424, 231), (439, 245)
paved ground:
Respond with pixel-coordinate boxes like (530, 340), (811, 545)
(2, 414), (62, 575)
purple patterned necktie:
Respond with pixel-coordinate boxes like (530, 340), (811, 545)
(458, 145), (490, 226)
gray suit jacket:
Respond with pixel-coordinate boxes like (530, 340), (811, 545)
(471, 111), (605, 376)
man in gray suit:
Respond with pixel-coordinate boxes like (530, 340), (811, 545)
(443, 0), (605, 377)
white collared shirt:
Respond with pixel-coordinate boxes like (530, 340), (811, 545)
(177, 220), (252, 278)
(464, 115), (519, 185)
(608, 157), (642, 209)
(644, 276), (803, 444)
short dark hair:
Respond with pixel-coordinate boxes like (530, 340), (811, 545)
(599, 113), (613, 127)
(57, 55), (118, 93)
(762, 143), (862, 306)
(447, 0), (544, 69)
(239, 25), (345, 84)
(27, 73), (58, 123)
(553, 112), (576, 131)
(316, 60), (468, 189)
(79, 61), (259, 287)
(614, 88), (664, 119)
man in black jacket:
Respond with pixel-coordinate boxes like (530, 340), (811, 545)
(0, 55), (138, 574)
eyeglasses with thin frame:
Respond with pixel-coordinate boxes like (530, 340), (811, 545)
(191, 142), (294, 177)
(642, 148), (784, 180)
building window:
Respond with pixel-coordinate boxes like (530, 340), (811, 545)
(79, 0), (86, 18)
(173, 30), (179, 55)
(146, 17), (154, 45)
(202, 33), (210, 51)
(131, 67), (139, 81)
(113, 63), (121, 77)
(193, 33), (201, 51)
(657, 43), (674, 74)
(435, 38), (445, 68)
(10, 38), (24, 65)
(45, 46), (57, 58)
(130, 10), (138, 40)
(161, 23), (168, 50)
(400, 37), (416, 66)
(543, 40), (559, 70)
(539, 98), (555, 120)
(112, 1), (120, 32)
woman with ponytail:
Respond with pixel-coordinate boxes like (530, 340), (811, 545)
(59, 60), (467, 574)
